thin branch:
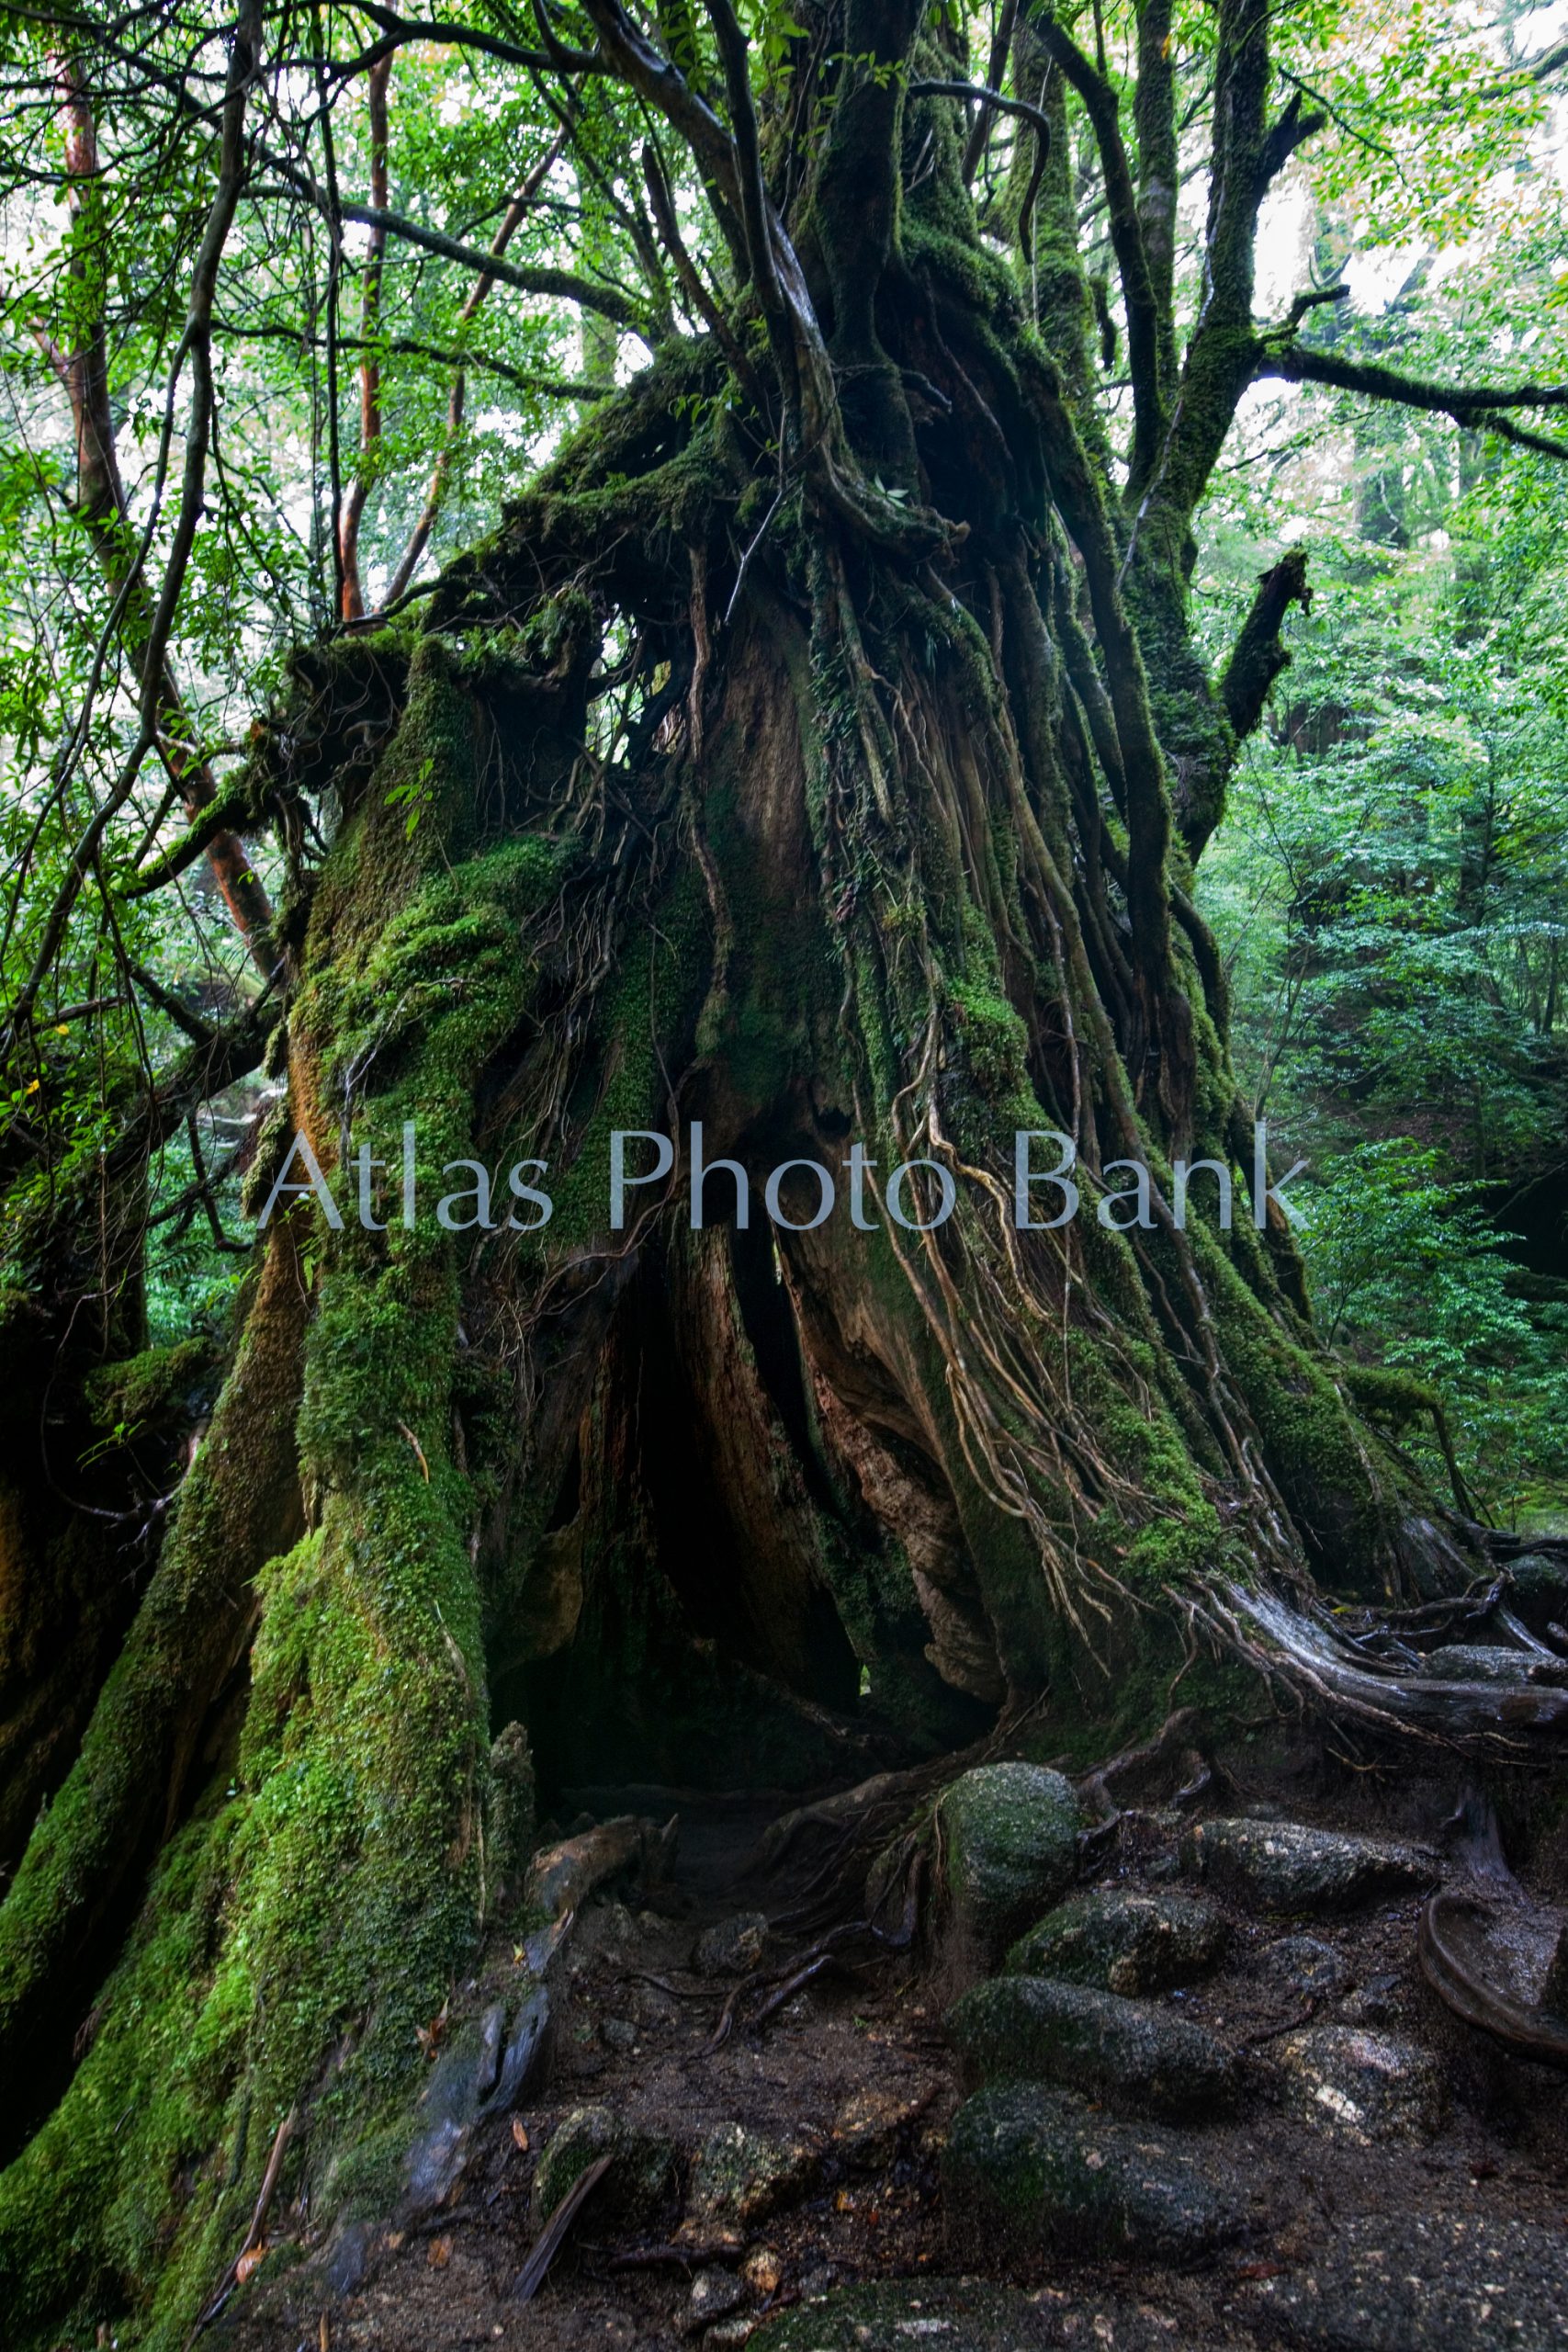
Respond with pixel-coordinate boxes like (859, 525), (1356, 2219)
(381, 131), (568, 607)
(908, 77), (1051, 144)
(640, 141), (764, 408)
(342, 4), (548, 74)
(1, 1), (272, 1052)
(339, 54), (390, 620)
(212, 318), (605, 398)
(32, 74), (273, 963)
(1032, 17), (1164, 483)
(258, 154), (651, 330)
(960, 0), (1020, 183)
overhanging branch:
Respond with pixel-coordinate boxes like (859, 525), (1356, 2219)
(1260, 343), (1568, 460)
(258, 155), (651, 332)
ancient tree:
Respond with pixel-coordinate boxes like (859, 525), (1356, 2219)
(0, 0), (1564, 2337)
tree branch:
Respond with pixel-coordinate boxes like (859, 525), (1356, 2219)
(340, 3), (548, 74)
(1032, 12), (1165, 485)
(260, 153), (653, 331)
(640, 141), (764, 410)
(961, 0), (1021, 183)
(1220, 548), (1311, 752)
(1260, 343), (1568, 459)
(11, 17), (275, 1041)
(1133, 0), (1178, 389)
(1256, 91), (1326, 198)
(382, 131), (568, 607)
(909, 81), (1050, 261)
(213, 319), (606, 400)
(339, 54), (390, 621)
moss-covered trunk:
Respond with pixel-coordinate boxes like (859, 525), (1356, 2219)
(0, 17), (1490, 2344)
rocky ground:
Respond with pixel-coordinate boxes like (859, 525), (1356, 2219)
(219, 1708), (1568, 2352)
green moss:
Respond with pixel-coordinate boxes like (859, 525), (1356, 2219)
(0, 637), (589, 2343)
(0, 1801), (253, 2347)
(85, 1338), (214, 1435)
(1344, 1363), (1440, 1430)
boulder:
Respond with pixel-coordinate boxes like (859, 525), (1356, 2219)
(1006, 1886), (1225, 1995)
(1272, 2024), (1442, 2144)
(680, 2120), (818, 2245)
(532, 2103), (678, 2229)
(937, 1762), (1082, 1958)
(947, 1973), (1240, 2120)
(1256, 1935), (1352, 2001)
(942, 2085), (1245, 2264)
(693, 1911), (770, 1976)
(1181, 1817), (1436, 1915)
(1247, 2211), (1568, 2350)
(1506, 1553), (1568, 1641)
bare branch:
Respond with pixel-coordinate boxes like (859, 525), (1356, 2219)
(339, 54), (391, 621)
(260, 153), (653, 331)
(382, 131), (569, 608)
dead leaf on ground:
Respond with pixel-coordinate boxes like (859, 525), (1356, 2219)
(235, 2243), (267, 2284)
(428, 2235), (453, 2269)
(512, 2118), (529, 2151)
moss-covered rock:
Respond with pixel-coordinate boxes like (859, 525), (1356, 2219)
(1005, 1887), (1225, 1995)
(937, 1763), (1081, 1959)
(942, 2086), (1245, 2262)
(531, 2103), (678, 2230)
(946, 1974), (1240, 2120)
(677, 2120), (818, 2246)
(1180, 1818), (1437, 1916)
(1506, 1555), (1568, 1640)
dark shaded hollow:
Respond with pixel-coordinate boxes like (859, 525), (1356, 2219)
(502, 1199), (998, 1812)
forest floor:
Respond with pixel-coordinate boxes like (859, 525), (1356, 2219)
(222, 1748), (1568, 2352)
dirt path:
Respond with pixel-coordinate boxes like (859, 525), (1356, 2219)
(224, 1767), (1568, 2352)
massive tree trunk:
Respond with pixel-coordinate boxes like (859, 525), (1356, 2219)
(0, 4), (1547, 2340)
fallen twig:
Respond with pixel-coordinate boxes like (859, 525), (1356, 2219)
(189, 2104), (296, 2337)
(513, 2152), (614, 2302)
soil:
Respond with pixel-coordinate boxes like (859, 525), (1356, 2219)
(220, 1748), (1568, 2352)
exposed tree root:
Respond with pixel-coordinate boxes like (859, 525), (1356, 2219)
(1420, 1893), (1568, 2072)
(1202, 1583), (1568, 1751)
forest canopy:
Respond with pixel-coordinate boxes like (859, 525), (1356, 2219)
(0, 0), (1565, 2343)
